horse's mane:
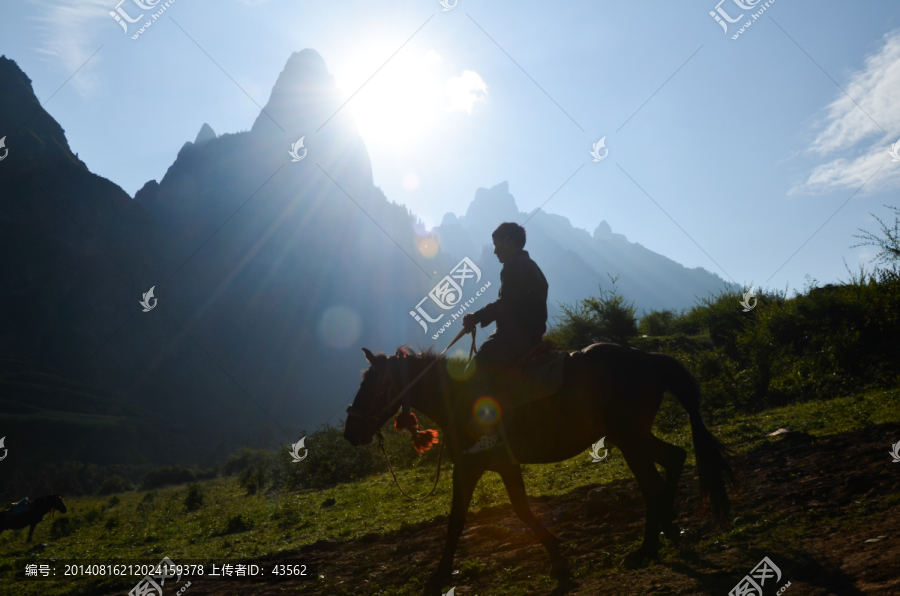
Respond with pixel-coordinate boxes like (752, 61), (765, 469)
(360, 347), (442, 379)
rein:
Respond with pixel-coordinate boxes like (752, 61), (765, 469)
(375, 327), (476, 421)
(376, 327), (477, 501)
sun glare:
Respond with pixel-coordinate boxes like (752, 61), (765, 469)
(335, 47), (487, 150)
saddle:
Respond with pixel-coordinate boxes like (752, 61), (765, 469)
(6, 498), (30, 517)
(508, 341), (568, 407)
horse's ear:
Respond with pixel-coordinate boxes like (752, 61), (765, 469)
(362, 348), (376, 363)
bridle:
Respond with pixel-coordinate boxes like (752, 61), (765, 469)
(344, 360), (403, 440)
(345, 327), (476, 501)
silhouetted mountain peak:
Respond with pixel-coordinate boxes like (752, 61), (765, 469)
(460, 181), (522, 245)
(251, 49), (335, 135)
(0, 55), (74, 162)
(594, 220), (612, 238)
(194, 123), (216, 146)
(593, 219), (628, 243)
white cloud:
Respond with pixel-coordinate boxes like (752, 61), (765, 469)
(794, 28), (900, 195)
(444, 70), (487, 114)
(28, 0), (109, 95)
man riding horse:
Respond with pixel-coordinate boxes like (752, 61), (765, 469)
(461, 222), (548, 454)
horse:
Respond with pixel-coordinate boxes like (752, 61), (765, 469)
(344, 342), (736, 595)
(0, 495), (67, 542)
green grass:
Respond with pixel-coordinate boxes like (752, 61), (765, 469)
(1, 387), (897, 595)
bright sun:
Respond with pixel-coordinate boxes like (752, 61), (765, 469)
(336, 49), (486, 150)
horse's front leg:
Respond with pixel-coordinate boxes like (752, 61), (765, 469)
(423, 462), (483, 596)
(497, 462), (568, 575)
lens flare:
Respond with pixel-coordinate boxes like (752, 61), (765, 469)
(447, 352), (475, 381)
(317, 305), (362, 349)
(416, 236), (439, 258)
(473, 396), (501, 426)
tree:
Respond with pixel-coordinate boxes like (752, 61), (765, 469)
(852, 204), (900, 266)
(546, 274), (639, 347)
(639, 309), (677, 336)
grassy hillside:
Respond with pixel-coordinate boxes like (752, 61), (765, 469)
(1, 386), (896, 595)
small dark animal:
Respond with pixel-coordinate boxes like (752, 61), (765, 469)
(0, 495), (67, 542)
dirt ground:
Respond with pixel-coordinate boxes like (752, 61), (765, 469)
(102, 422), (900, 595)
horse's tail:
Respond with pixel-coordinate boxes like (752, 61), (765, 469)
(654, 352), (736, 526)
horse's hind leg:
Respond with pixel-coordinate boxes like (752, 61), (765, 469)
(497, 462), (568, 576)
(619, 439), (666, 569)
(649, 434), (686, 544)
(27, 524), (35, 542)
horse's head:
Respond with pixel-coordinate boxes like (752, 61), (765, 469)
(51, 494), (66, 514)
(344, 348), (400, 446)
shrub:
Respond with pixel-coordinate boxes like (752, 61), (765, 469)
(183, 484), (204, 512)
(224, 449), (275, 477)
(639, 309), (677, 336)
(224, 514), (252, 534)
(49, 516), (75, 540)
(141, 466), (196, 490)
(239, 467), (266, 495)
(546, 275), (638, 347)
(136, 491), (156, 513)
(96, 475), (135, 496)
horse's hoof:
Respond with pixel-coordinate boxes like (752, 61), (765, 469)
(661, 522), (682, 546)
(549, 558), (569, 576)
(620, 554), (642, 570)
(422, 571), (450, 596)
(620, 550), (651, 570)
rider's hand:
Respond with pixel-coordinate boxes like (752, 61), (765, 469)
(462, 313), (477, 332)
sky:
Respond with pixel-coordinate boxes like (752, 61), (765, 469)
(2, 0), (900, 296)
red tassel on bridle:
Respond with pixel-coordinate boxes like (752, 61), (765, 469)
(394, 411), (439, 453)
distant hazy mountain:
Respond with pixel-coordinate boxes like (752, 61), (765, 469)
(0, 50), (733, 468)
(432, 181), (736, 323)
